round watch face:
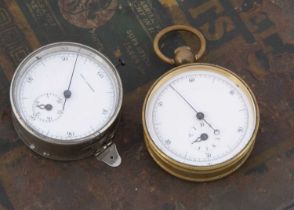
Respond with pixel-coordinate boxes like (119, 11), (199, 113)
(144, 64), (258, 167)
(10, 42), (122, 143)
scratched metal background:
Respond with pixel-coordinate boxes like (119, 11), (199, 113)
(0, 0), (294, 209)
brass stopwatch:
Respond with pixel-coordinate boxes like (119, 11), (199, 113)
(142, 25), (260, 181)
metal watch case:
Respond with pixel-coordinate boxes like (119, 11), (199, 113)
(10, 42), (123, 167)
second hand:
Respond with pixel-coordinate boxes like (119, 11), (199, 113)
(169, 84), (219, 133)
(62, 51), (80, 110)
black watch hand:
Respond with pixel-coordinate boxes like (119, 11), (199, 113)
(36, 104), (45, 109)
(169, 84), (219, 134)
(37, 104), (53, 111)
(192, 133), (209, 144)
(192, 137), (201, 144)
(62, 52), (80, 110)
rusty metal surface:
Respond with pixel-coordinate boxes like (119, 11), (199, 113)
(0, 0), (294, 209)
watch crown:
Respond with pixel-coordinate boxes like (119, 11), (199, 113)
(174, 46), (195, 66)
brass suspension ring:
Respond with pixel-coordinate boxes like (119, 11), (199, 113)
(153, 25), (206, 65)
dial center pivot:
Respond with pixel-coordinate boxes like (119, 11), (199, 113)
(45, 104), (53, 111)
(63, 90), (72, 99)
(200, 133), (208, 141)
(196, 112), (204, 120)
(37, 104), (53, 111)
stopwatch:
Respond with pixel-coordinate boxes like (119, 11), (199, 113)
(142, 25), (260, 181)
(10, 42), (123, 167)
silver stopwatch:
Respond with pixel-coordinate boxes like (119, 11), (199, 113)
(10, 42), (123, 167)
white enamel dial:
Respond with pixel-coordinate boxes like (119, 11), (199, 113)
(11, 43), (122, 142)
(145, 66), (257, 166)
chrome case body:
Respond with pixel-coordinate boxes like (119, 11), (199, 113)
(10, 42), (123, 166)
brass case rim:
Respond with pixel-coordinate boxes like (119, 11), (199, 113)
(144, 132), (255, 182)
(142, 63), (260, 181)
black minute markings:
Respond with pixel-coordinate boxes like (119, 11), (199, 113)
(150, 73), (251, 163)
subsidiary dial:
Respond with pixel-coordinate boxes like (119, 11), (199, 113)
(32, 93), (63, 123)
(188, 125), (222, 154)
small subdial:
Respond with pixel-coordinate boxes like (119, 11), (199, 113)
(188, 116), (221, 153)
(32, 93), (64, 123)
